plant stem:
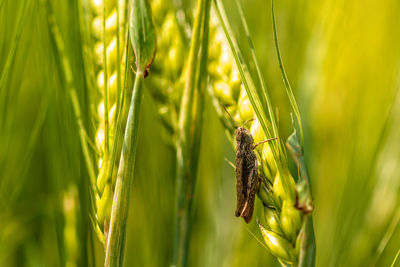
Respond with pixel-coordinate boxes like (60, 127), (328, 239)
(298, 216), (316, 267)
(173, 0), (210, 266)
(97, 40), (134, 210)
(213, 0), (282, 167)
(46, 3), (98, 202)
(271, 0), (304, 149)
(104, 71), (144, 267)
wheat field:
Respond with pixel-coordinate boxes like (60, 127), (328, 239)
(0, 0), (399, 266)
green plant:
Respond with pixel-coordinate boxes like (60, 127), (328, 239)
(50, 0), (156, 265)
(173, 0), (211, 265)
(89, 0), (129, 244)
(142, 1), (211, 265)
(104, 0), (156, 265)
(3, 0), (400, 266)
(209, 0), (315, 265)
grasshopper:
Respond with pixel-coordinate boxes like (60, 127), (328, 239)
(223, 106), (276, 223)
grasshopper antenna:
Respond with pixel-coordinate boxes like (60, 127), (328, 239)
(222, 105), (240, 128)
(243, 118), (255, 126)
(253, 137), (278, 149)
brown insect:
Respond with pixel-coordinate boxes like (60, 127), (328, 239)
(223, 106), (276, 223)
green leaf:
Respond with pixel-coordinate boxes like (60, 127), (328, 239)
(213, 0), (285, 170)
(297, 216), (316, 267)
(105, 71), (145, 267)
(272, 0), (304, 149)
(286, 130), (315, 267)
(173, 0), (211, 265)
(105, 1), (157, 265)
(286, 130), (312, 214)
(129, 0), (157, 73)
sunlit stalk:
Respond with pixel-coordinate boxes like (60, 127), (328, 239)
(105, 71), (144, 267)
(173, 0), (211, 266)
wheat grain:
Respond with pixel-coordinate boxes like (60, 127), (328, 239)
(208, 12), (305, 265)
(89, 0), (128, 247)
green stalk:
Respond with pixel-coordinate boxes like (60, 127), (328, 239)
(213, 0), (316, 265)
(173, 0), (210, 266)
(271, 1), (315, 264)
(390, 248), (400, 267)
(190, 0), (211, 201)
(108, 42), (134, 190)
(298, 217), (316, 267)
(234, 0), (281, 144)
(271, 0), (304, 149)
(96, 37), (134, 215)
(105, 0), (156, 265)
(213, 0), (282, 168)
(46, 3), (97, 202)
(104, 71), (144, 267)
(0, 0), (31, 94)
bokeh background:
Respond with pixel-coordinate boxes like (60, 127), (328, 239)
(1, 0), (400, 266)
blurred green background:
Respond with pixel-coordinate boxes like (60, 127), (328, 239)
(1, 0), (399, 266)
